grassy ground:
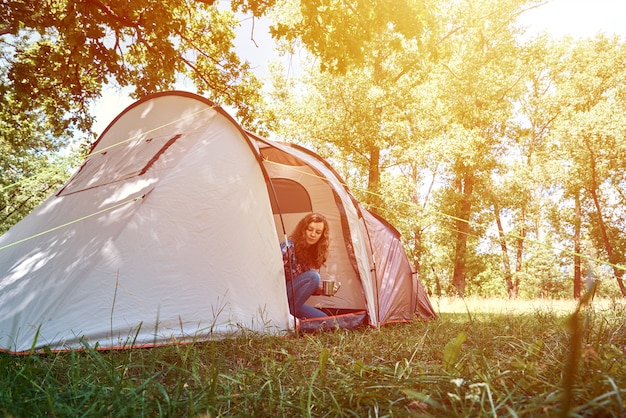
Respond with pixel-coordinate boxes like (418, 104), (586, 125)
(1, 297), (624, 417)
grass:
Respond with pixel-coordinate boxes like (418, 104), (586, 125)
(1, 297), (625, 417)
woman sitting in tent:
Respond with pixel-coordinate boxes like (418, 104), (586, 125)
(281, 213), (330, 319)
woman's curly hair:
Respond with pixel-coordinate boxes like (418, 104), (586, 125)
(290, 212), (330, 269)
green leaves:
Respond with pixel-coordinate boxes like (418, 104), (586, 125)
(1, 1), (276, 230)
(2, 0), (270, 139)
(443, 331), (467, 372)
(270, 0), (430, 73)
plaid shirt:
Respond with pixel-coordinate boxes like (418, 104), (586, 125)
(280, 239), (308, 281)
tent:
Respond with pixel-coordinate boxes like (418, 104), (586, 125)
(0, 91), (435, 353)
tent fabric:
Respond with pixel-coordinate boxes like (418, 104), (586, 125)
(0, 91), (436, 354)
(258, 139), (436, 323)
(268, 178), (313, 214)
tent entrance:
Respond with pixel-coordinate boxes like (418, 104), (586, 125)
(260, 144), (368, 314)
(268, 178), (312, 214)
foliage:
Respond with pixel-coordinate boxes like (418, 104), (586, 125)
(465, 254), (509, 298)
(1, 0), (275, 232)
(0, 149), (80, 235)
(3, 0), (626, 299)
(269, 0), (433, 73)
(1, 298), (625, 416)
(267, 0), (626, 298)
(1, 0), (271, 135)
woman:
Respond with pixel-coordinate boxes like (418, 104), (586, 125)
(281, 213), (330, 319)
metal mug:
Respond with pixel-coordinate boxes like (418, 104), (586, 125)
(322, 280), (337, 296)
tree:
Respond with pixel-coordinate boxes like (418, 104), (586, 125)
(425, 0), (538, 295)
(0, 150), (79, 235)
(268, 0), (550, 297)
(0, 72), (84, 233)
(492, 194), (519, 298)
(490, 34), (567, 299)
(268, 24), (433, 208)
(269, 0), (432, 73)
(1, 0), (274, 229)
(549, 35), (626, 297)
(1, 1), (272, 136)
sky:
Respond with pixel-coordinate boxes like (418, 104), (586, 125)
(91, 0), (626, 135)
(520, 0), (626, 38)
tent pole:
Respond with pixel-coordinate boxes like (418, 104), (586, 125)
(266, 175), (299, 336)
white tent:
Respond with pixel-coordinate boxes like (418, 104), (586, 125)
(0, 91), (435, 353)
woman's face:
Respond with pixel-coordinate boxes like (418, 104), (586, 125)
(305, 221), (325, 246)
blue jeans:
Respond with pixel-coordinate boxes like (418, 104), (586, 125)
(286, 270), (327, 319)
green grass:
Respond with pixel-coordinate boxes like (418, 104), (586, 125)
(1, 297), (625, 417)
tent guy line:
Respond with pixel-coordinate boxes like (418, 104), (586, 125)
(370, 192), (626, 274)
(265, 159), (625, 274)
(0, 91), (437, 353)
(0, 108), (219, 195)
(2, 154), (621, 276)
(0, 194), (145, 252)
(87, 105), (217, 156)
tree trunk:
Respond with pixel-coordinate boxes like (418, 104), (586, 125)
(589, 187), (626, 297)
(412, 228), (422, 274)
(573, 190), (582, 299)
(431, 266), (442, 297)
(0, 184), (54, 226)
(515, 208), (526, 276)
(452, 173), (474, 296)
(494, 201), (517, 298)
(585, 142), (626, 297)
(367, 143), (382, 213)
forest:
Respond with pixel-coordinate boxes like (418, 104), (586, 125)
(2, 0), (626, 300)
